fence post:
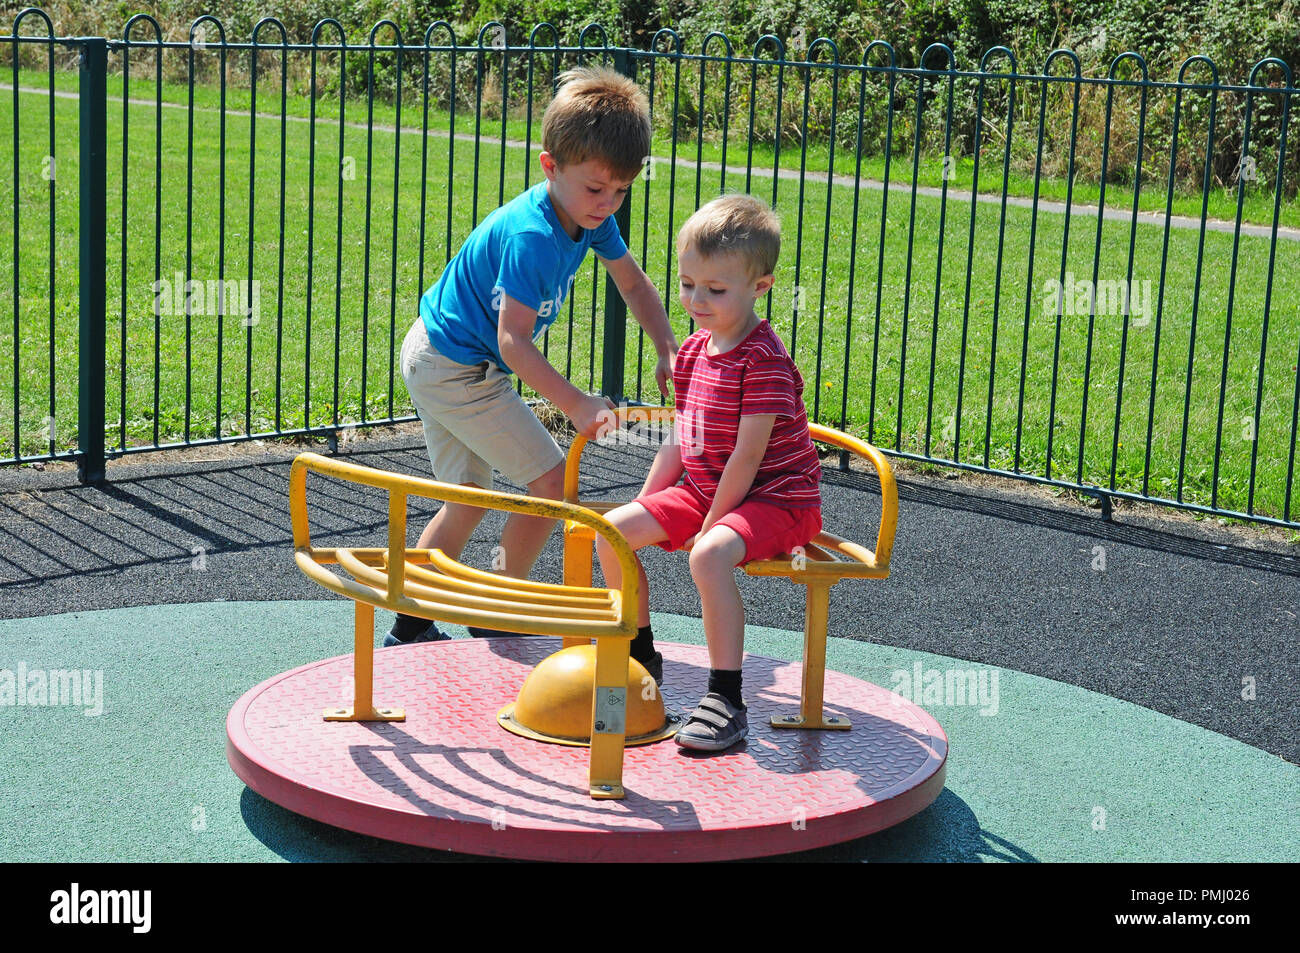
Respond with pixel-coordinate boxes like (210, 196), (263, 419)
(77, 37), (107, 485)
(599, 48), (635, 403)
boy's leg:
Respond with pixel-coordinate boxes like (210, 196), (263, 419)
(675, 524), (750, 751)
(496, 461), (566, 579)
(390, 455), (490, 643)
(424, 362), (567, 638)
(595, 500), (673, 683)
(687, 500), (820, 672)
(415, 495), (487, 559)
(402, 319), (564, 580)
(595, 501), (672, 627)
(402, 318), (495, 560)
(687, 526), (749, 671)
(391, 320), (497, 643)
(408, 403), (493, 561)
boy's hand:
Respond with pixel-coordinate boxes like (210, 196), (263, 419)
(682, 514), (720, 551)
(568, 392), (617, 441)
(654, 352), (675, 399)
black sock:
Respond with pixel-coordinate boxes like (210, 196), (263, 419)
(630, 625), (656, 664)
(707, 669), (744, 709)
(390, 612), (429, 642)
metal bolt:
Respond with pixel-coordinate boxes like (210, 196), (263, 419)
(599, 785), (612, 792)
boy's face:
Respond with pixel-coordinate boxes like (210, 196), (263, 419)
(677, 246), (775, 338)
(539, 152), (634, 235)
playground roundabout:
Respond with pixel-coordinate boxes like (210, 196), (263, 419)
(225, 636), (947, 862)
(221, 418), (939, 861)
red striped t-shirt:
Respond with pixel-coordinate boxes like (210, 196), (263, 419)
(674, 319), (822, 509)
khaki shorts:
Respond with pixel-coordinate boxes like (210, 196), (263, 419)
(400, 319), (563, 488)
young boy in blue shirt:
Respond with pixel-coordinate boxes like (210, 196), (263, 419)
(387, 66), (678, 647)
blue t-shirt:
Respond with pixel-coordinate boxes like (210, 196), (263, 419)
(418, 182), (628, 374)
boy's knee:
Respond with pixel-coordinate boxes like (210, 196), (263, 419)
(526, 462), (565, 500)
(689, 535), (735, 578)
(442, 497), (489, 525)
(601, 503), (636, 536)
(595, 516), (630, 561)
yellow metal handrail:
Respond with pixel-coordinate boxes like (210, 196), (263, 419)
(291, 451), (642, 621)
(289, 451), (647, 798)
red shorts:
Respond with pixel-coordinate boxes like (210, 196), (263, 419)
(636, 485), (822, 566)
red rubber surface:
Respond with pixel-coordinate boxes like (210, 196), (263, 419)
(226, 638), (947, 861)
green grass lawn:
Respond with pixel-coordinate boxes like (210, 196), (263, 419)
(1, 67), (1299, 521)
(8, 62), (1298, 228)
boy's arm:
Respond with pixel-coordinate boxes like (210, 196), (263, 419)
(639, 430), (684, 498)
(498, 292), (613, 439)
(690, 414), (776, 544)
(600, 251), (678, 397)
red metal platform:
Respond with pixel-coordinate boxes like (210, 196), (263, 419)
(226, 638), (947, 861)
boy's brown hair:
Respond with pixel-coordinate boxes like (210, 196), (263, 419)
(542, 66), (651, 182)
(676, 194), (781, 278)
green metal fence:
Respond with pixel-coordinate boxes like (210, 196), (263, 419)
(2, 10), (1298, 529)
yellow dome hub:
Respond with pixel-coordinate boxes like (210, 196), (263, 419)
(498, 644), (679, 747)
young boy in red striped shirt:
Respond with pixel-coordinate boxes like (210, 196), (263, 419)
(595, 194), (823, 751)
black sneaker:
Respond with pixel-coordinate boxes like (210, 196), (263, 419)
(635, 651), (663, 687)
(382, 620), (452, 647)
(675, 692), (747, 751)
(466, 625), (530, 639)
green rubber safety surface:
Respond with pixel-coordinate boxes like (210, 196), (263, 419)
(1, 601), (1296, 862)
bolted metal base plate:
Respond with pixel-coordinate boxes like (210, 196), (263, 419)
(771, 713), (852, 730)
(323, 706), (405, 722)
(496, 704), (681, 747)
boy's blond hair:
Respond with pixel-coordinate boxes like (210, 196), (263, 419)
(542, 66), (651, 182)
(676, 194), (781, 278)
